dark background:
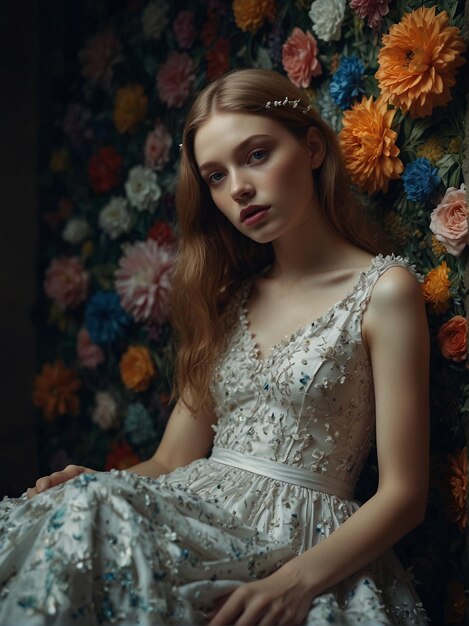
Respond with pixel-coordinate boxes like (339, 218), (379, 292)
(0, 1), (40, 496)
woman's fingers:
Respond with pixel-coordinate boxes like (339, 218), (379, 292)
(35, 475), (52, 493)
(27, 465), (93, 498)
(26, 487), (37, 498)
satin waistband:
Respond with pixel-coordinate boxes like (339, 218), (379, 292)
(210, 447), (354, 499)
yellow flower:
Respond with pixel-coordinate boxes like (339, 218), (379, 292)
(431, 235), (447, 257)
(376, 6), (466, 118)
(120, 345), (156, 392)
(50, 148), (70, 172)
(81, 240), (94, 261)
(448, 137), (461, 154)
(232, 0), (276, 33)
(33, 360), (81, 421)
(113, 84), (148, 134)
(330, 53), (340, 74)
(339, 96), (403, 195)
(416, 135), (445, 165)
(422, 261), (451, 314)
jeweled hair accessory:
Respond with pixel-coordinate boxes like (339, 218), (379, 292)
(265, 97), (312, 114)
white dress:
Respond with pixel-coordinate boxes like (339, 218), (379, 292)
(0, 254), (428, 625)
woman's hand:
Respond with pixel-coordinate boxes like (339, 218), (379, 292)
(207, 560), (315, 626)
(26, 464), (96, 499)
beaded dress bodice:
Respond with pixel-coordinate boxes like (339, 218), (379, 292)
(209, 255), (400, 489)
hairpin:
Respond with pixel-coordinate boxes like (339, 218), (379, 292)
(265, 97), (312, 115)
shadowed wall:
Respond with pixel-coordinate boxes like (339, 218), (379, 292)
(0, 0), (39, 497)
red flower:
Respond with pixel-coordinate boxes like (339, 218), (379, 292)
(105, 441), (141, 470)
(43, 198), (74, 229)
(88, 146), (123, 194)
(206, 39), (230, 80)
(173, 10), (196, 49)
(201, 5), (220, 46)
(147, 220), (176, 246)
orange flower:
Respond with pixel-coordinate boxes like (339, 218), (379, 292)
(232, 0), (276, 33)
(421, 261), (451, 314)
(105, 441), (140, 470)
(119, 345), (156, 392)
(339, 96), (403, 194)
(437, 315), (467, 362)
(113, 84), (148, 133)
(33, 360), (81, 421)
(376, 6), (466, 118)
(445, 447), (468, 531)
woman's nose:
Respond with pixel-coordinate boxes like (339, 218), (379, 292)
(230, 172), (254, 203)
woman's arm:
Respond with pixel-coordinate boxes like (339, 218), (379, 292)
(209, 266), (429, 626)
(128, 396), (218, 478)
(27, 395), (217, 496)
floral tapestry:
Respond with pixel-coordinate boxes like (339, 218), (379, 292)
(36, 0), (468, 622)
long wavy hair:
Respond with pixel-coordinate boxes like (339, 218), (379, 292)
(172, 68), (380, 413)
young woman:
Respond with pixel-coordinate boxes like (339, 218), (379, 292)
(0, 69), (429, 626)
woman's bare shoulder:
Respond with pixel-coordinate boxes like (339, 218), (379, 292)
(370, 264), (422, 308)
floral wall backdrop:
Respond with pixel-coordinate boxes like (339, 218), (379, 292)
(36, 0), (468, 622)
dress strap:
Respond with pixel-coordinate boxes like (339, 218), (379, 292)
(210, 447), (354, 499)
(356, 254), (423, 316)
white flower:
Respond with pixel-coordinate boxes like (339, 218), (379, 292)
(125, 166), (162, 213)
(62, 218), (91, 244)
(309, 0), (346, 42)
(141, 1), (169, 40)
(99, 197), (133, 239)
(92, 391), (119, 431)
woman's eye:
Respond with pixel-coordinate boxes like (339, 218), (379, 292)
(249, 149), (266, 162)
(208, 172), (224, 185)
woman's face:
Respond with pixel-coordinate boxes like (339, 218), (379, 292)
(193, 111), (324, 245)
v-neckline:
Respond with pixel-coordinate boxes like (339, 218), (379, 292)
(239, 256), (379, 364)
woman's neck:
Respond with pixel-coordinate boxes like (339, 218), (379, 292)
(269, 215), (362, 284)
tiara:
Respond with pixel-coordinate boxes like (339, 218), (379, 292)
(265, 97), (312, 114)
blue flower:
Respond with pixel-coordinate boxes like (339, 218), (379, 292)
(402, 158), (441, 202)
(85, 291), (130, 345)
(315, 83), (342, 133)
(124, 403), (157, 446)
(329, 56), (365, 110)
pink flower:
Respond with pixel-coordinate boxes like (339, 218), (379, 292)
(430, 184), (469, 257)
(282, 28), (322, 88)
(144, 121), (173, 171)
(76, 328), (105, 368)
(44, 256), (90, 310)
(173, 10), (196, 49)
(114, 239), (176, 326)
(349, 0), (391, 29)
(156, 52), (195, 108)
(78, 30), (123, 89)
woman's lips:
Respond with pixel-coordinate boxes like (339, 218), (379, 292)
(240, 205), (270, 225)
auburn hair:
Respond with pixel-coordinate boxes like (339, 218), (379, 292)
(171, 68), (380, 413)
